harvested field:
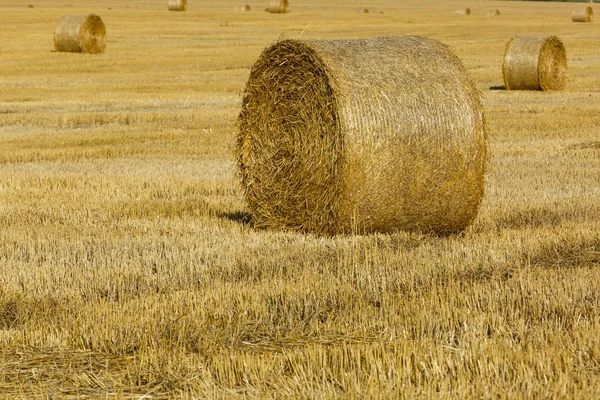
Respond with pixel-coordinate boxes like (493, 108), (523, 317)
(1, 0), (599, 397)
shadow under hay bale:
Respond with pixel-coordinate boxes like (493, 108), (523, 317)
(503, 36), (567, 91)
(237, 37), (487, 236)
(266, 0), (289, 13)
(455, 8), (470, 15)
(54, 14), (106, 54)
(487, 9), (500, 16)
(168, 0), (187, 11)
(572, 6), (593, 22)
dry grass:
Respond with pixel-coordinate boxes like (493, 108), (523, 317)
(1, 0), (600, 397)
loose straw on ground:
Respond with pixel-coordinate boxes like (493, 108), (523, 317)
(237, 36), (487, 235)
(572, 6), (593, 22)
(54, 14), (106, 54)
(502, 36), (567, 91)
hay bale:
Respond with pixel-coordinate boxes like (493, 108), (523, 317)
(502, 36), (567, 91)
(54, 14), (106, 54)
(168, 0), (187, 11)
(243, 4), (251, 11)
(237, 37), (487, 235)
(486, 9), (500, 16)
(266, 0), (289, 13)
(362, 8), (369, 14)
(572, 6), (593, 22)
(455, 8), (471, 15)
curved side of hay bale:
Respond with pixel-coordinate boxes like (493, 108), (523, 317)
(572, 6), (593, 22)
(168, 0), (187, 11)
(54, 14), (106, 54)
(237, 37), (487, 235)
(503, 36), (567, 91)
(266, 0), (289, 13)
(455, 8), (471, 15)
(486, 9), (500, 16)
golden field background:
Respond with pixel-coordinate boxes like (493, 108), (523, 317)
(1, 0), (599, 397)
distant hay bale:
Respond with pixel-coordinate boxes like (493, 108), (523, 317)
(27, 4), (34, 8)
(486, 9), (500, 16)
(243, 4), (251, 11)
(455, 8), (471, 15)
(572, 6), (593, 22)
(503, 36), (567, 91)
(168, 0), (187, 11)
(54, 14), (106, 54)
(266, 0), (289, 13)
(237, 37), (487, 235)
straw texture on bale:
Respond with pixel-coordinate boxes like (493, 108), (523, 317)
(486, 9), (500, 16)
(455, 8), (471, 15)
(503, 36), (567, 91)
(266, 0), (289, 13)
(54, 14), (106, 54)
(237, 37), (487, 235)
(572, 7), (593, 22)
(168, 0), (187, 11)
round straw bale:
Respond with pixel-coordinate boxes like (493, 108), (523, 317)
(572, 6), (593, 22)
(243, 4), (251, 11)
(502, 36), (567, 91)
(168, 0), (187, 11)
(455, 8), (471, 15)
(486, 9), (500, 16)
(237, 37), (487, 235)
(266, 0), (289, 13)
(362, 8), (369, 14)
(54, 14), (106, 54)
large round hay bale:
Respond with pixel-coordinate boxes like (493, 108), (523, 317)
(455, 8), (471, 15)
(486, 9), (500, 16)
(266, 0), (289, 13)
(572, 6), (593, 22)
(54, 14), (106, 54)
(237, 37), (487, 235)
(168, 0), (187, 11)
(502, 36), (567, 91)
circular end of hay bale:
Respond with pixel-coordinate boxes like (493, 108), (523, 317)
(54, 14), (106, 54)
(572, 6), (593, 22)
(238, 37), (487, 235)
(503, 36), (566, 91)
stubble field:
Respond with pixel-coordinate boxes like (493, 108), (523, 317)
(1, 0), (600, 397)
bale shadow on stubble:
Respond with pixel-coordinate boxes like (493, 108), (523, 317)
(489, 85), (506, 91)
(219, 211), (253, 227)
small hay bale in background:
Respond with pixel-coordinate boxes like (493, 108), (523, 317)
(237, 37), (487, 235)
(168, 0), (187, 11)
(362, 8), (369, 14)
(486, 9), (500, 16)
(27, 4), (34, 7)
(54, 14), (106, 54)
(572, 6), (593, 22)
(502, 36), (567, 91)
(455, 8), (471, 15)
(243, 4), (251, 11)
(266, 0), (289, 13)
